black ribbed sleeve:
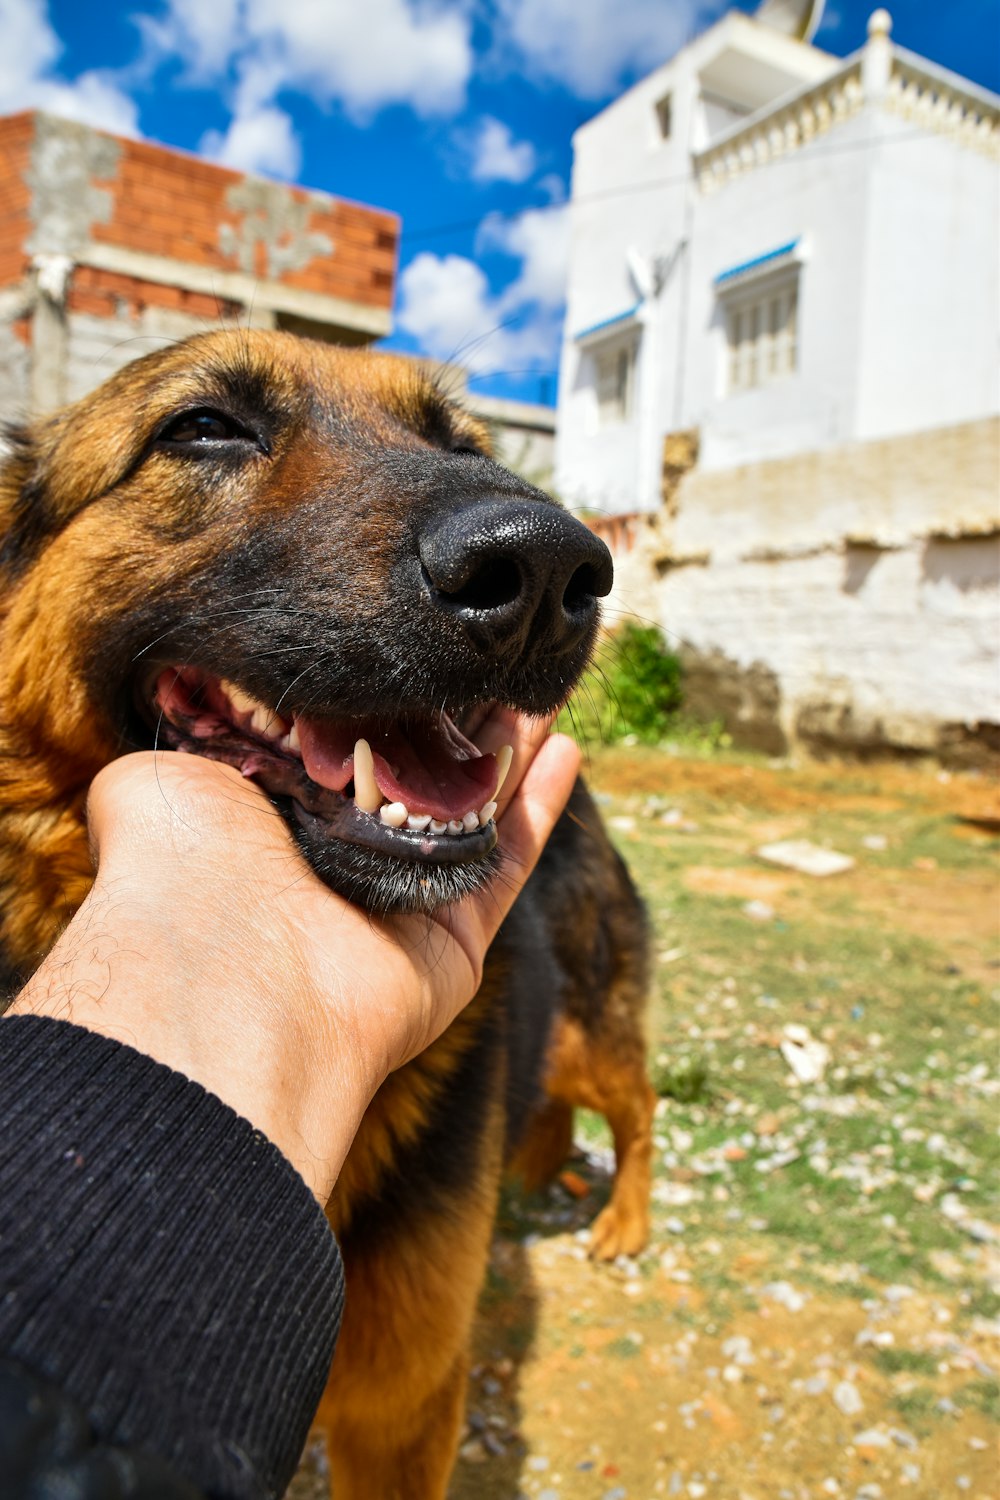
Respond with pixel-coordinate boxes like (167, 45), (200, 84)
(0, 1015), (344, 1498)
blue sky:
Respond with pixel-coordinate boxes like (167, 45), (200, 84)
(3, 0), (997, 403)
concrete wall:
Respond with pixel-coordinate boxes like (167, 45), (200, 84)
(856, 116), (1000, 440)
(0, 110), (399, 419)
(684, 109), (873, 472)
(556, 24), (1000, 516)
(651, 418), (1000, 761)
(556, 12), (837, 515)
(469, 392), (556, 491)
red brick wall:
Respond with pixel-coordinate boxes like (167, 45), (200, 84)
(66, 265), (240, 322)
(87, 135), (398, 311)
(0, 113), (33, 288)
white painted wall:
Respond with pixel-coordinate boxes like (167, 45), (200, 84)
(683, 110), (874, 472)
(556, 13), (1000, 514)
(556, 10), (837, 514)
(657, 533), (1000, 751)
(856, 117), (1000, 440)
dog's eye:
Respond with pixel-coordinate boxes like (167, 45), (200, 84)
(156, 409), (253, 448)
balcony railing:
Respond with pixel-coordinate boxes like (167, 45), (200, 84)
(694, 46), (998, 195)
(695, 60), (864, 194)
(886, 48), (999, 154)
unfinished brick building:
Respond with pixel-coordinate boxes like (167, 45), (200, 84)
(0, 110), (399, 417)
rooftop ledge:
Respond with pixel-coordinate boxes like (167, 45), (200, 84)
(574, 302), (642, 345)
(694, 40), (999, 194)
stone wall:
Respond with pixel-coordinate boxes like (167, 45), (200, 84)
(603, 418), (1000, 764)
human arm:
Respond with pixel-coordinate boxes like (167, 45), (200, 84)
(0, 715), (579, 1495)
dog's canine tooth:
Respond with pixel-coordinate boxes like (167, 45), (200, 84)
(380, 802), (408, 828)
(462, 811), (479, 832)
(406, 813), (432, 832)
(494, 745), (513, 798)
(478, 800), (498, 825)
(353, 738), (383, 814)
(251, 705), (279, 737)
(285, 721), (301, 754)
(429, 819), (448, 836)
(221, 681), (261, 717)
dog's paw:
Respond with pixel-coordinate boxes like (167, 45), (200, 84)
(587, 1203), (649, 1261)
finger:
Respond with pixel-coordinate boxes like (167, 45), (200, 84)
(472, 707), (559, 819)
(470, 731), (580, 943)
(87, 752), (277, 868)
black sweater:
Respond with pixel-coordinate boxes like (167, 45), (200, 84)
(0, 1015), (344, 1498)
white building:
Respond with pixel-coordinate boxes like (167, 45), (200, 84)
(557, 6), (1000, 762)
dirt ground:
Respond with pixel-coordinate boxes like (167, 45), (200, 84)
(298, 750), (999, 1500)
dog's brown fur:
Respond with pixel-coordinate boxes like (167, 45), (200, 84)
(0, 330), (654, 1497)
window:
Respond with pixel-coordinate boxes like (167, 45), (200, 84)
(655, 91), (672, 140)
(595, 343), (635, 424)
(727, 280), (798, 392)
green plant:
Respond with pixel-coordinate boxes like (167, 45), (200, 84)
(652, 1054), (713, 1103)
(559, 623), (683, 745)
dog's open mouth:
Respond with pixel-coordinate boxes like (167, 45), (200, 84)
(149, 668), (512, 889)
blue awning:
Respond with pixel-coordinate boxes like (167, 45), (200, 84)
(574, 302), (642, 344)
(714, 240), (800, 288)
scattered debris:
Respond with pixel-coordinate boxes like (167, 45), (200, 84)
(558, 1170), (591, 1199)
(757, 839), (855, 877)
(832, 1380), (864, 1416)
(780, 1024), (831, 1084)
(761, 1281), (808, 1313)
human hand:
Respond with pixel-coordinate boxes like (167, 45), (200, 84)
(8, 713), (579, 1202)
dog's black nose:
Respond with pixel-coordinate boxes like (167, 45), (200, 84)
(419, 499), (613, 657)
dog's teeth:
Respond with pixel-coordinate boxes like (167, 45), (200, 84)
(353, 739), (383, 814)
(379, 801), (408, 828)
(222, 681), (260, 717)
(462, 811), (480, 832)
(407, 813), (432, 831)
(429, 819), (448, 835)
(479, 800), (498, 824)
(446, 820), (464, 836)
(285, 722), (301, 754)
(494, 745), (513, 798)
(251, 706), (275, 736)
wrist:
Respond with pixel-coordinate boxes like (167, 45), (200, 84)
(10, 876), (369, 1202)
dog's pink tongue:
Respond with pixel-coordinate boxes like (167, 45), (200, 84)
(296, 716), (498, 820)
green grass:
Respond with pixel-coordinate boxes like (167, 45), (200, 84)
(873, 1348), (940, 1376)
(606, 1336), (643, 1358)
(586, 744), (999, 1299)
(955, 1379), (1000, 1418)
(892, 1387), (939, 1432)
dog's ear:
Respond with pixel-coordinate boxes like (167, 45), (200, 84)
(0, 424), (58, 574)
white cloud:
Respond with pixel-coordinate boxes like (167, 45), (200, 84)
(496, 0), (712, 98)
(247, 0), (472, 118)
(536, 172), (567, 204)
(466, 116), (537, 184)
(200, 101), (301, 179)
(398, 202), (570, 378)
(398, 253), (500, 369)
(0, 0), (57, 94)
(156, 0), (474, 123)
(481, 204), (570, 311)
(0, 0), (139, 133)
(161, 0), (242, 77)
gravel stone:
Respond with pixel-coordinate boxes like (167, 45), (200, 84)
(833, 1380), (864, 1415)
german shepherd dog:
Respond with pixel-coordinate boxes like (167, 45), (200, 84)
(0, 330), (654, 1497)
